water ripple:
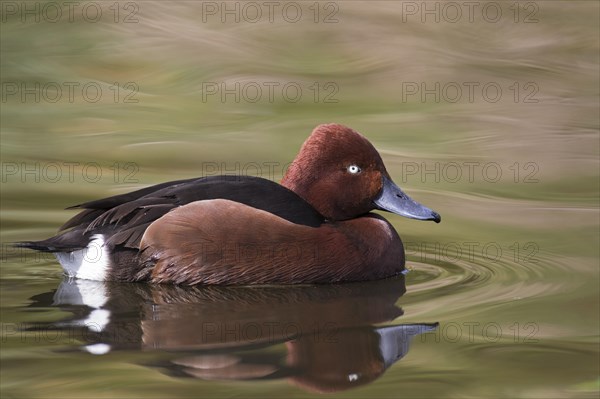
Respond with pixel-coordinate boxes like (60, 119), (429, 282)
(404, 247), (576, 314)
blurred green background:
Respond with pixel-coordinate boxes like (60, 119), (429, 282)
(1, 1), (598, 398)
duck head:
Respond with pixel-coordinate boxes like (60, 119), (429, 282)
(282, 124), (441, 223)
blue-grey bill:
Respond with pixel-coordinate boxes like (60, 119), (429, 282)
(374, 176), (441, 223)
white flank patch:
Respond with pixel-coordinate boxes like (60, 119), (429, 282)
(55, 234), (111, 281)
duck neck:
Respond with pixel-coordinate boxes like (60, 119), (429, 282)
(281, 163), (332, 220)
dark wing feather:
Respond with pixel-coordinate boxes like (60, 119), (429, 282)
(66, 178), (196, 210)
(59, 178), (196, 231)
(106, 205), (174, 248)
(54, 176), (324, 250)
(59, 208), (104, 231)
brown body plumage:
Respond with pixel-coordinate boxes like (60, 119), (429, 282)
(139, 199), (404, 285)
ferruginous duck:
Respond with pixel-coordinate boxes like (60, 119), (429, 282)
(18, 123), (440, 284)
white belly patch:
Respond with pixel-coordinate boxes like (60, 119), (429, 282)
(55, 234), (111, 281)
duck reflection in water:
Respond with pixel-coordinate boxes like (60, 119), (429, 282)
(28, 276), (437, 393)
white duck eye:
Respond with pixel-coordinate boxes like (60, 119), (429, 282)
(347, 165), (361, 174)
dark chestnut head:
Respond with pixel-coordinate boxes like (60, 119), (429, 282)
(282, 123), (440, 223)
